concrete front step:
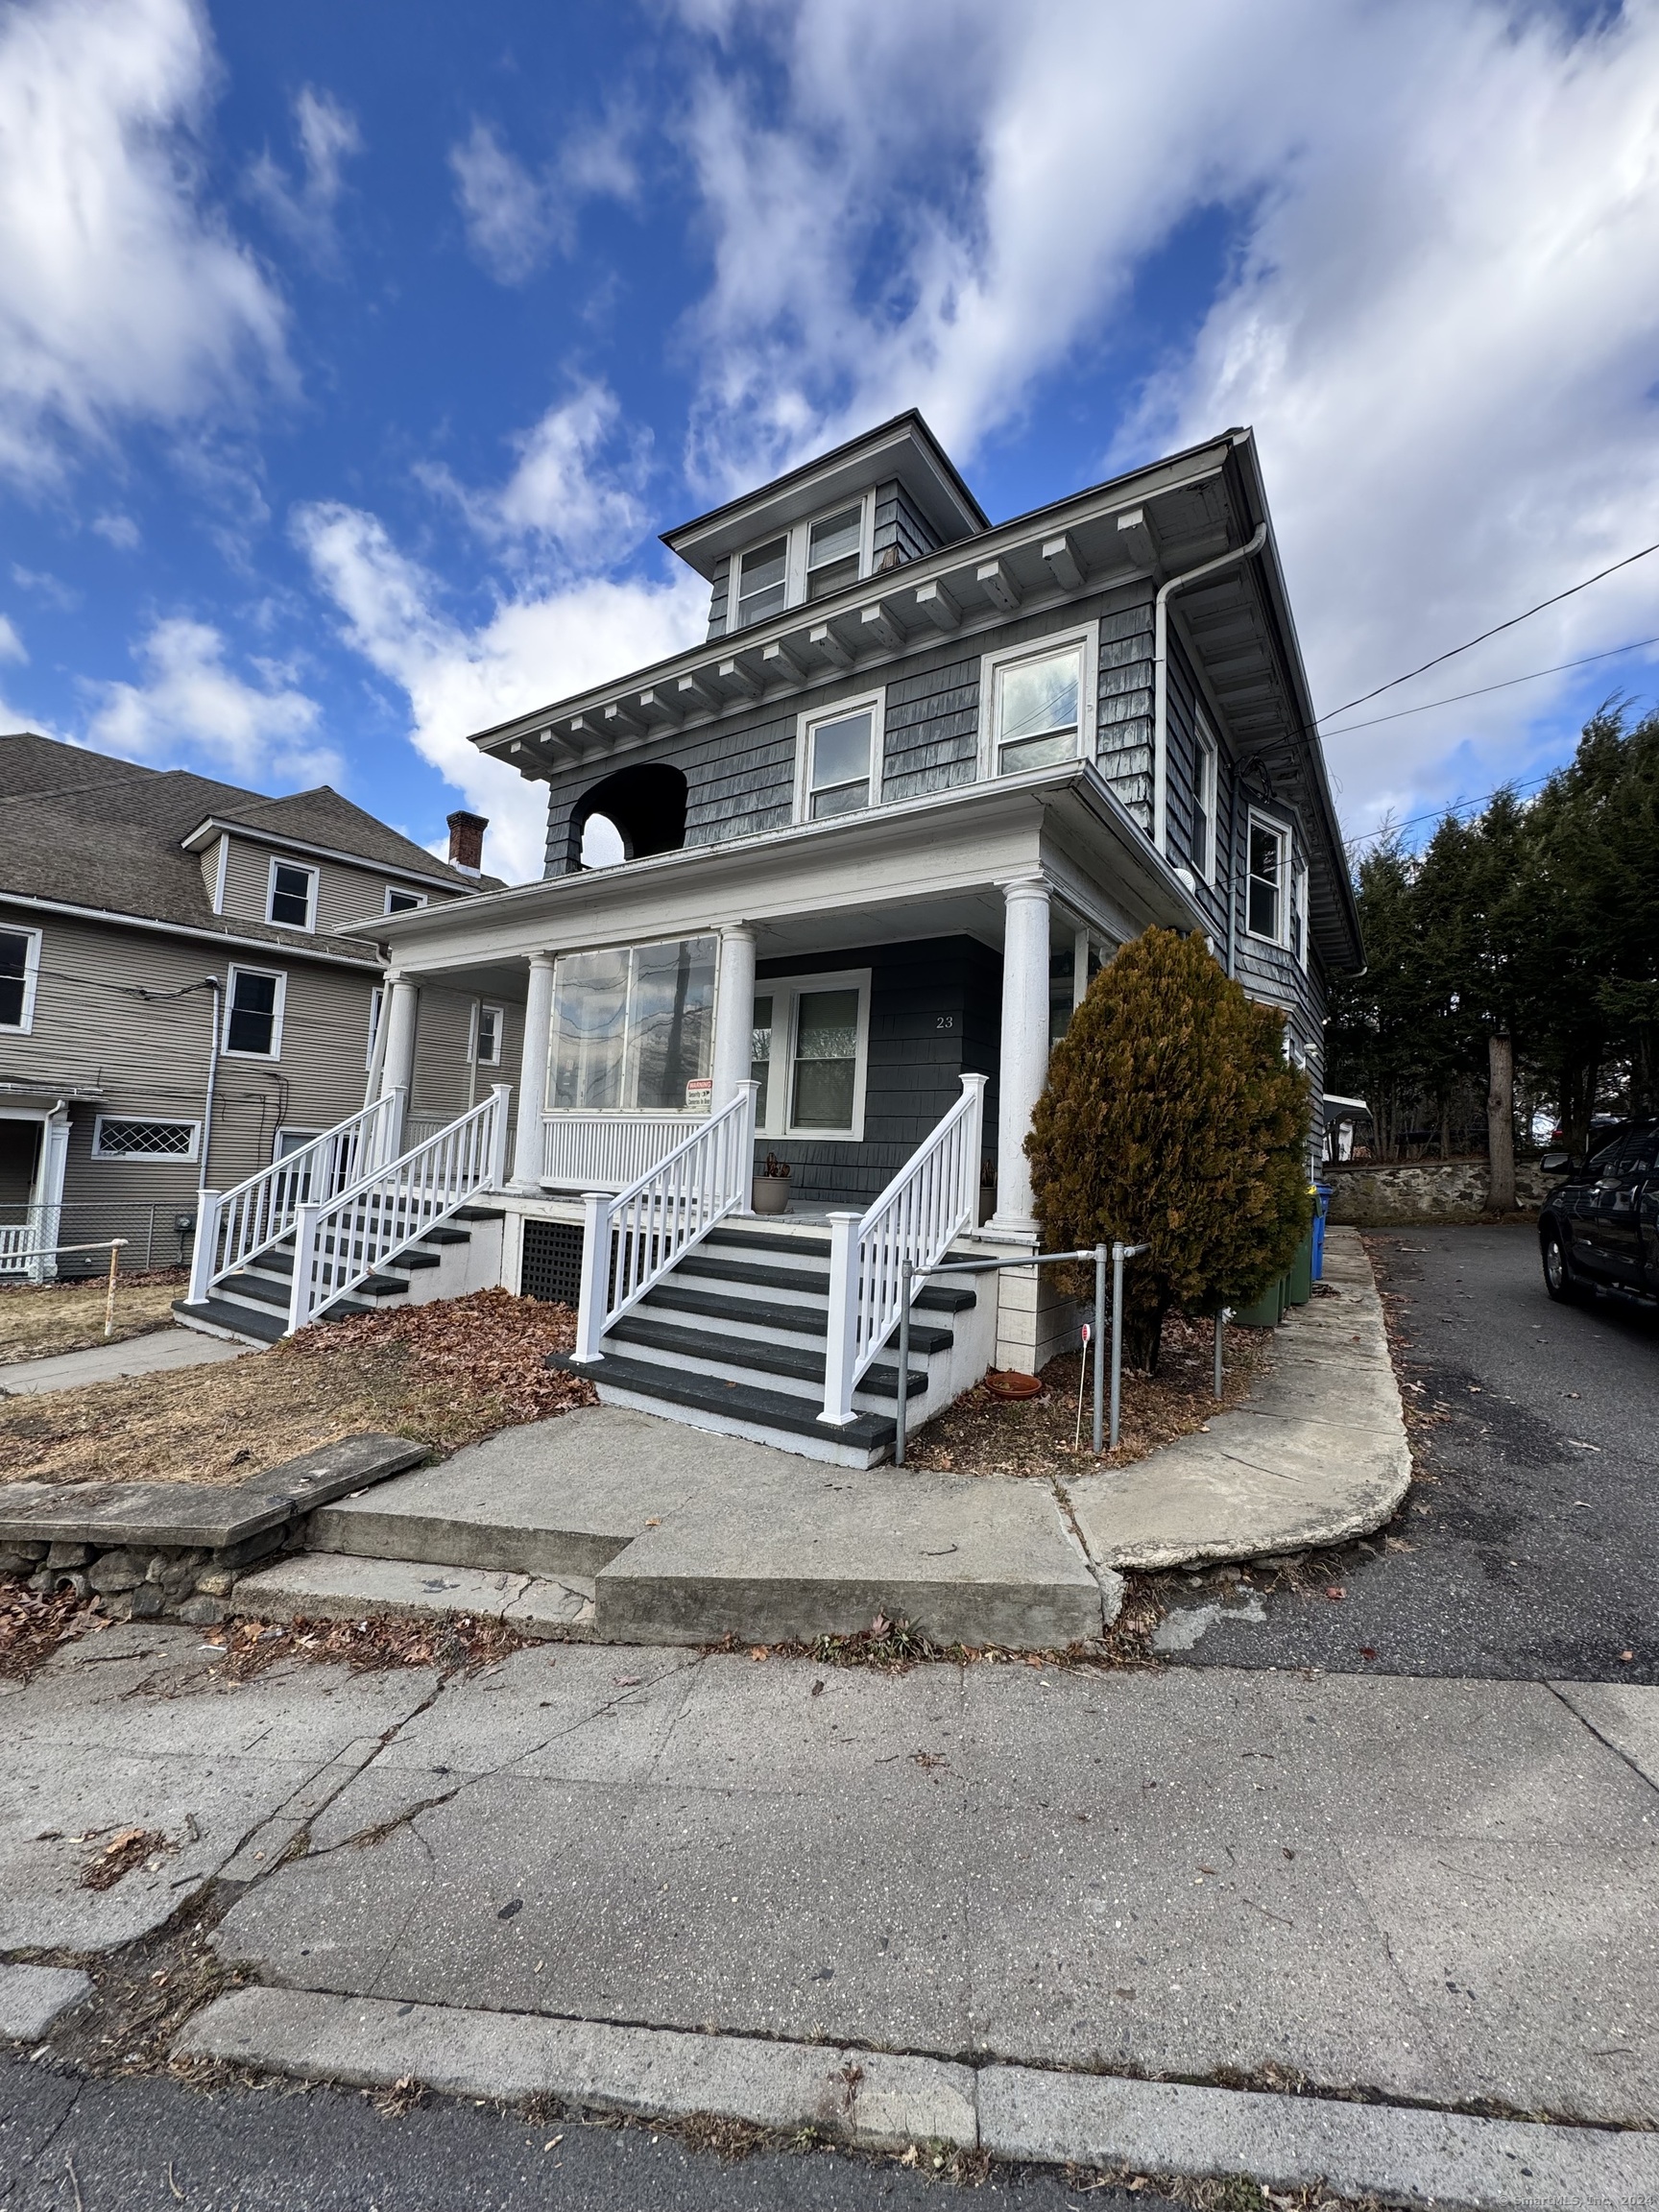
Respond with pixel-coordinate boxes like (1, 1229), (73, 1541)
(606, 1313), (927, 1404)
(548, 1350), (897, 1467)
(255, 1407), (1114, 1649)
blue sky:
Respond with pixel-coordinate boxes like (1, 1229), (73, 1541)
(4, 0), (1659, 882)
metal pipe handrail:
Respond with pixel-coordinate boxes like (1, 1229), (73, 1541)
(893, 1239), (1150, 1465)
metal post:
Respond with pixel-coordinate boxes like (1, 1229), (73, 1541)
(146, 1207), (156, 1273)
(103, 1238), (126, 1338)
(895, 1257), (913, 1466)
(1213, 1308), (1226, 1401)
(1109, 1241), (1125, 1450)
(1093, 1243), (1107, 1453)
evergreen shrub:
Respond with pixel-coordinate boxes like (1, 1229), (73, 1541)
(1025, 927), (1311, 1369)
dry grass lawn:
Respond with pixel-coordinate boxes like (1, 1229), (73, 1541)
(0, 1287), (595, 1487)
(905, 1309), (1268, 1479)
(0, 1273), (185, 1365)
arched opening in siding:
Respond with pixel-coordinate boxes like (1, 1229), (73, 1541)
(570, 762), (688, 871)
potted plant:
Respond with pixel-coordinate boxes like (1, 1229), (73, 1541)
(752, 1151), (792, 1214)
(977, 1153), (997, 1224)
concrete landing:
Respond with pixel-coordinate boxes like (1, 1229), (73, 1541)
(1066, 1227), (1410, 1572)
(243, 1406), (1114, 1651)
(233, 1552), (597, 1638)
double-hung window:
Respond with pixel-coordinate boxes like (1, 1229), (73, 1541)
(1246, 814), (1290, 946)
(472, 1001), (504, 1067)
(729, 493), (874, 632)
(749, 970), (871, 1141)
(268, 858), (317, 929)
(799, 692), (881, 821)
(981, 628), (1095, 779)
(0, 926), (42, 1032)
(1192, 717), (1218, 884)
(225, 966), (284, 1058)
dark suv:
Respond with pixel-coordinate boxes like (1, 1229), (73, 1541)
(1539, 1119), (1659, 1305)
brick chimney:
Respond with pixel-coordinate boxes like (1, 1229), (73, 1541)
(446, 809), (487, 875)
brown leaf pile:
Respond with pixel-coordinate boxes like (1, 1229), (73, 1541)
(0, 1288), (595, 1489)
(206, 1608), (533, 1681)
(0, 1578), (109, 1682)
(78, 1825), (176, 1890)
(905, 1309), (1266, 1480)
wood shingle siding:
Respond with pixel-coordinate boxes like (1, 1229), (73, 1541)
(1095, 582), (1156, 828)
(880, 654), (979, 803)
(873, 479), (940, 568)
(706, 555), (732, 639)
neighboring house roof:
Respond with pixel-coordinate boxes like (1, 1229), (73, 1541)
(0, 733), (483, 965)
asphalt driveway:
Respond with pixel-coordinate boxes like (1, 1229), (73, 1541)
(1166, 1223), (1659, 1684)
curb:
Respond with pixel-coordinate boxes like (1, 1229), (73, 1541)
(175, 1987), (1659, 2209)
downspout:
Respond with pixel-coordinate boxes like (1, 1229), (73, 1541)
(200, 976), (223, 1188)
(1153, 523), (1268, 857)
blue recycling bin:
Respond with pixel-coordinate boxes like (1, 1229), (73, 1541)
(1311, 1182), (1333, 1280)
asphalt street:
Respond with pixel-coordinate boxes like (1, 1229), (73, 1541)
(1167, 1223), (1659, 1683)
(0, 2056), (1167, 2212)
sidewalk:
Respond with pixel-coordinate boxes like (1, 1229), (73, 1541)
(0, 1325), (250, 1396)
(3, 1621), (1656, 2205)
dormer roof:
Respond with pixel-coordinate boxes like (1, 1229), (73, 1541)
(661, 410), (988, 581)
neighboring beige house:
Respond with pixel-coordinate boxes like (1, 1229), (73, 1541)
(0, 732), (510, 1277)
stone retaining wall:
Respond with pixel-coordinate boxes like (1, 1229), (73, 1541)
(1325, 1159), (1548, 1225)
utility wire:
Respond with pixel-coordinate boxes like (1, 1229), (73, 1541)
(1318, 539), (1659, 723)
(1342, 772), (1553, 852)
(1321, 634), (1659, 741)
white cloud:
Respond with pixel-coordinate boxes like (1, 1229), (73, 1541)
(91, 511), (141, 550)
(422, 381), (652, 563)
(669, 0), (1659, 834)
(0, 0), (289, 486)
(294, 500), (707, 882)
(86, 614), (334, 785)
(0, 615), (26, 664)
(247, 84), (362, 270)
(448, 113), (638, 286)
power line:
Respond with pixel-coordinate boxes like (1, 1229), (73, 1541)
(1321, 634), (1659, 741)
(1318, 539), (1659, 723)
(1342, 772), (1552, 852)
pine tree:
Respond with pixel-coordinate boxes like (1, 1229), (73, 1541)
(1025, 928), (1311, 1370)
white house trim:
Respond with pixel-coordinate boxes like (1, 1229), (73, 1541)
(223, 964), (287, 1059)
(0, 923), (43, 1035)
(975, 620), (1099, 783)
(793, 686), (886, 826)
(1245, 808), (1293, 949)
(91, 1113), (202, 1163)
(266, 854), (319, 932)
(752, 966), (873, 1142)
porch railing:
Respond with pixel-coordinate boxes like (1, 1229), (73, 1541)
(542, 1110), (706, 1191)
(821, 1072), (987, 1426)
(574, 1082), (757, 1361)
(188, 1090), (405, 1307)
(285, 1085), (511, 1334)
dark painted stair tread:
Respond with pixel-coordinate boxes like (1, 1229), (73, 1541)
(218, 1269), (409, 1310)
(702, 1226), (832, 1261)
(672, 1250), (974, 1312)
(638, 1282), (956, 1356)
(606, 1314), (926, 1399)
(172, 1298), (285, 1344)
(420, 1225), (471, 1245)
(452, 1206), (506, 1221)
(255, 1243), (441, 1275)
(548, 1351), (895, 1450)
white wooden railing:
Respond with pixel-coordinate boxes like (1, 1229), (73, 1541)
(574, 1082), (757, 1361)
(821, 1073), (987, 1426)
(188, 1091), (405, 1307)
(542, 1111), (704, 1191)
(0, 1215), (41, 1274)
(285, 1085), (511, 1334)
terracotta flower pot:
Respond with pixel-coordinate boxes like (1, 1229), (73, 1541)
(983, 1369), (1043, 1401)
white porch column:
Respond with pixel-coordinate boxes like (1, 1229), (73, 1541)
(991, 877), (1051, 1234)
(1072, 926), (1092, 1011)
(710, 925), (757, 1110)
(30, 1104), (70, 1285)
(375, 974), (419, 1155)
(511, 951), (557, 1191)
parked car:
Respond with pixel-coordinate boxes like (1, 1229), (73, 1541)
(1538, 1119), (1659, 1305)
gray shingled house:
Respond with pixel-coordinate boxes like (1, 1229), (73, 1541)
(0, 733), (501, 1280)
(176, 414), (1362, 1467)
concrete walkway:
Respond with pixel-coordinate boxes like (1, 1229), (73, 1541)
(0, 1324), (252, 1396)
(1068, 1225), (1411, 1571)
(3, 1623), (1656, 2207)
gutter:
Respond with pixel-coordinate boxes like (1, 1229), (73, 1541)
(0, 891), (382, 971)
(1153, 523), (1268, 856)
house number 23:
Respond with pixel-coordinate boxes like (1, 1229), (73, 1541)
(936, 1015), (955, 1031)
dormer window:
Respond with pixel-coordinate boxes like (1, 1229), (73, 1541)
(268, 858), (317, 930)
(730, 493), (875, 632)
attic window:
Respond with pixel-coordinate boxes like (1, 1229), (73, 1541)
(736, 536), (788, 628)
(268, 859), (316, 929)
(385, 887), (426, 915)
(806, 507), (862, 600)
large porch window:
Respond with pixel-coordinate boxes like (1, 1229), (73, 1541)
(549, 934), (718, 1113)
(750, 968), (871, 1141)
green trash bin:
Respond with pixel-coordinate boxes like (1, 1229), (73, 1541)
(1286, 1218), (1315, 1306)
(1235, 1271), (1286, 1327)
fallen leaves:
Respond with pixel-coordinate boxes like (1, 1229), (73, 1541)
(79, 1826), (175, 1890)
(0, 1579), (109, 1683)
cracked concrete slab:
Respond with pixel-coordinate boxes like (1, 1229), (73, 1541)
(1067, 1228), (1412, 1572)
(230, 1552), (596, 1638)
(0, 1961), (92, 2040)
(1550, 1683), (1659, 1790)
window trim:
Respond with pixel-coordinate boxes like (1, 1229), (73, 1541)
(266, 855), (318, 933)
(793, 687), (886, 826)
(366, 985), (384, 1072)
(90, 1114), (201, 1164)
(0, 924), (43, 1035)
(385, 885), (428, 916)
(1193, 713), (1218, 887)
(471, 1000), (505, 1068)
(976, 621), (1099, 782)
(223, 964), (286, 1059)
(752, 966), (873, 1142)
(730, 491), (877, 633)
(1292, 858), (1310, 969)
(1245, 810), (1292, 949)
